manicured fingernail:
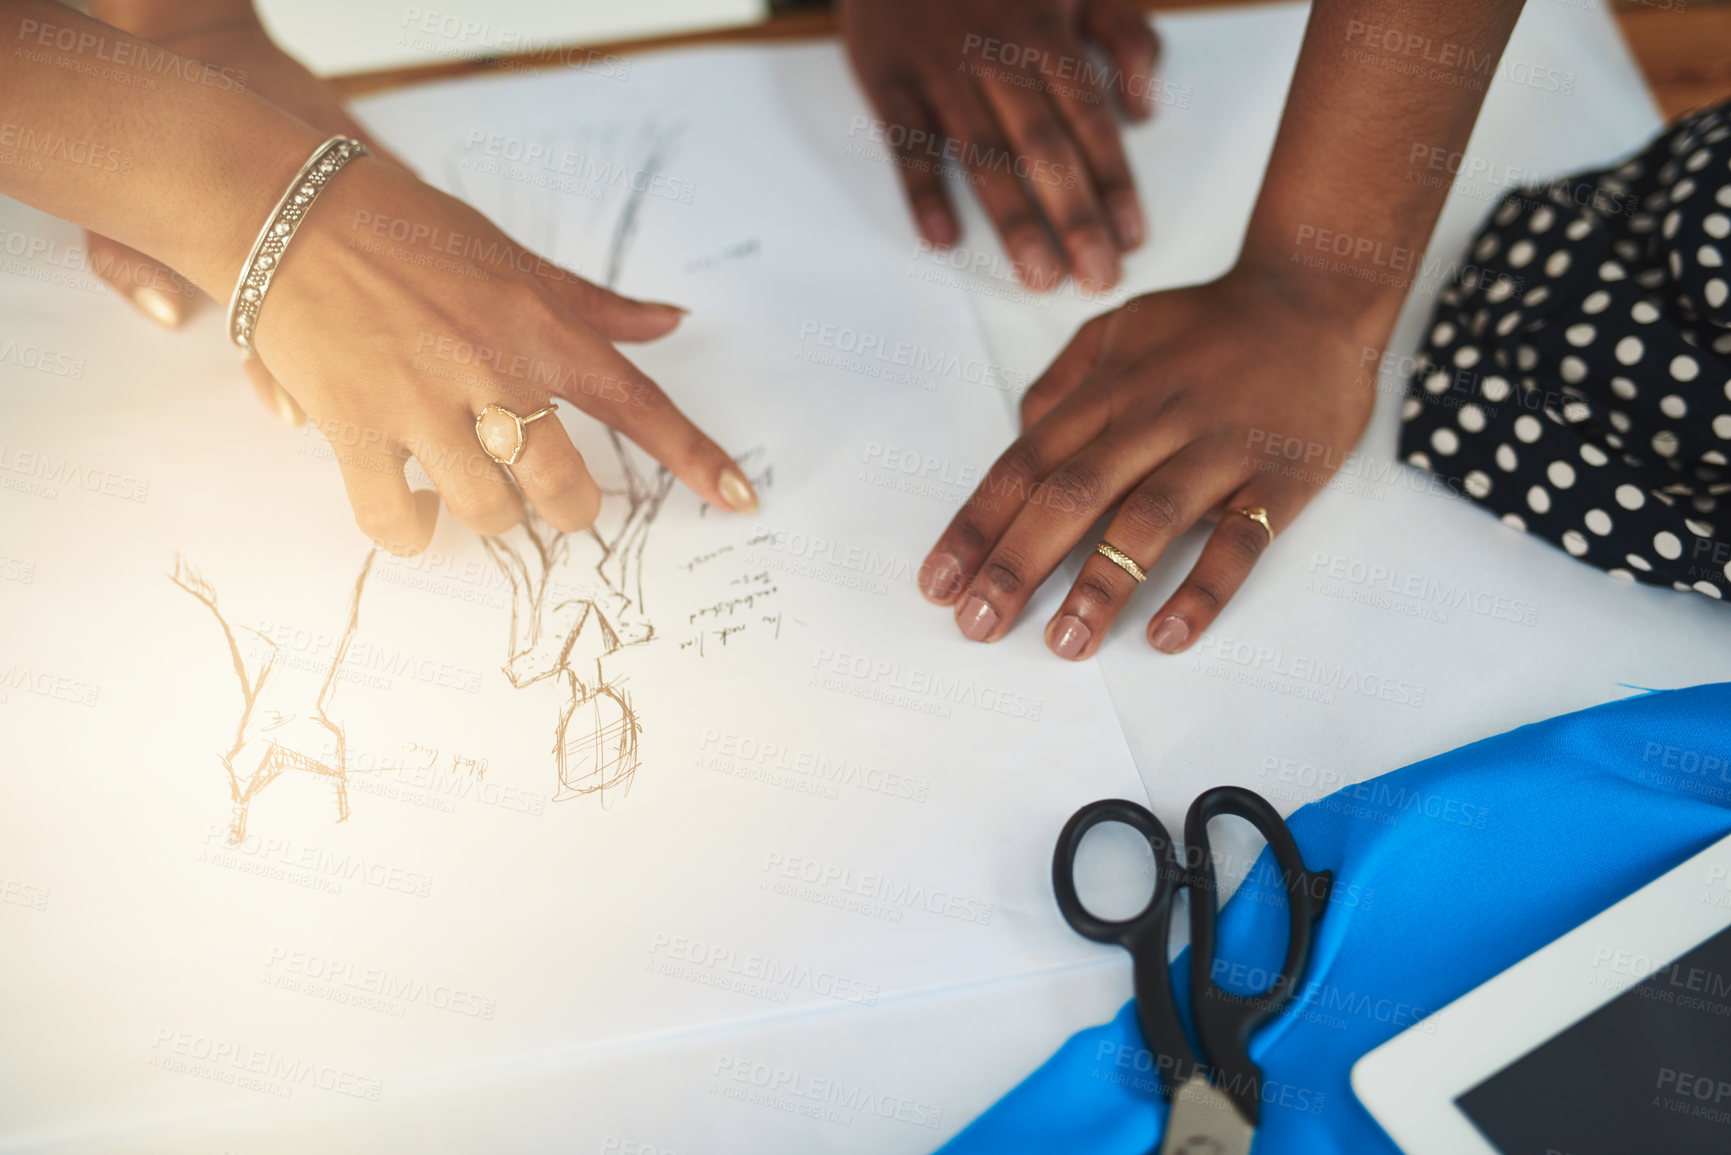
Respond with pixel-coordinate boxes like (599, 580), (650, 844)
(1050, 614), (1091, 660)
(718, 469), (758, 514)
(917, 202), (958, 247)
(1150, 615), (1189, 654)
(1110, 193), (1145, 251)
(958, 595), (999, 642)
(1011, 236), (1062, 293)
(649, 301), (690, 318)
(921, 552), (964, 602)
(1073, 237), (1120, 294)
(132, 286), (182, 328)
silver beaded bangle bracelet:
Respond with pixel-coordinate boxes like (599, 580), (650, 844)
(225, 135), (369, 350)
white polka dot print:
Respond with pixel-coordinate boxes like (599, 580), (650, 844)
(1397, 104), (1731, 603)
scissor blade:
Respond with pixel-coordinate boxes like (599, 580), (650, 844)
(1158, 1077), (1255, 1155)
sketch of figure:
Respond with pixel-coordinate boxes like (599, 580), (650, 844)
(458, 119), (691, 805)
(169, 552), (375, 845)
(484, 445), (670, 802)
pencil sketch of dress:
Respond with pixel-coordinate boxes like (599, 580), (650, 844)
(450, 119), (692, 804)
(169, 552), (375, 845)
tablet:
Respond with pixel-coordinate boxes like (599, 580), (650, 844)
(1352, 833), (1731, 1155)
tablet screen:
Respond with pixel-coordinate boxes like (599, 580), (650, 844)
(1455, 922), (1731, 1155)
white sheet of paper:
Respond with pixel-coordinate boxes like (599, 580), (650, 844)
(4, 3), (1727, 1153)
(0, 27), (1148, 1152)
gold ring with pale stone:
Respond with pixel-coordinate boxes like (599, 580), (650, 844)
(474, 402), (556, 467)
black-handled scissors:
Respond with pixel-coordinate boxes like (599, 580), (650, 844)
(1053, 788), (1333, 1155)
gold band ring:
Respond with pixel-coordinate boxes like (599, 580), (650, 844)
(474, 402), (557, 467)
(1094, 541), (1147, 583)
(1233, 506), (1275, 545)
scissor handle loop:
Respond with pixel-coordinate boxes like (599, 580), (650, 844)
(1184, 785), (1333, 1126)
(1051, 797), (1180, 946)
(1052, 797), (1208, 1089)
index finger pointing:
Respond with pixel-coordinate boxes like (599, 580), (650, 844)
(561, 345), (758, 514)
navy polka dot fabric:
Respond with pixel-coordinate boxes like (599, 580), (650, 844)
(1400, 100), (1731, 602)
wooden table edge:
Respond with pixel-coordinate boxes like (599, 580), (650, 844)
(327, 1), (1728, 133)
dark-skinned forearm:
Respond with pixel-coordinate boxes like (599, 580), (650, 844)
(1236, 0), (1529, 345)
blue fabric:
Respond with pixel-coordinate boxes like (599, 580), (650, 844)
(941, 683), (1731, 1155)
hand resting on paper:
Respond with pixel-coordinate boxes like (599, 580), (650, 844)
(838, 0), (1161, 292)
(0, 0), (758, 557)
(918, 0), (1530, 658)
(917, 271), (1374, 660)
